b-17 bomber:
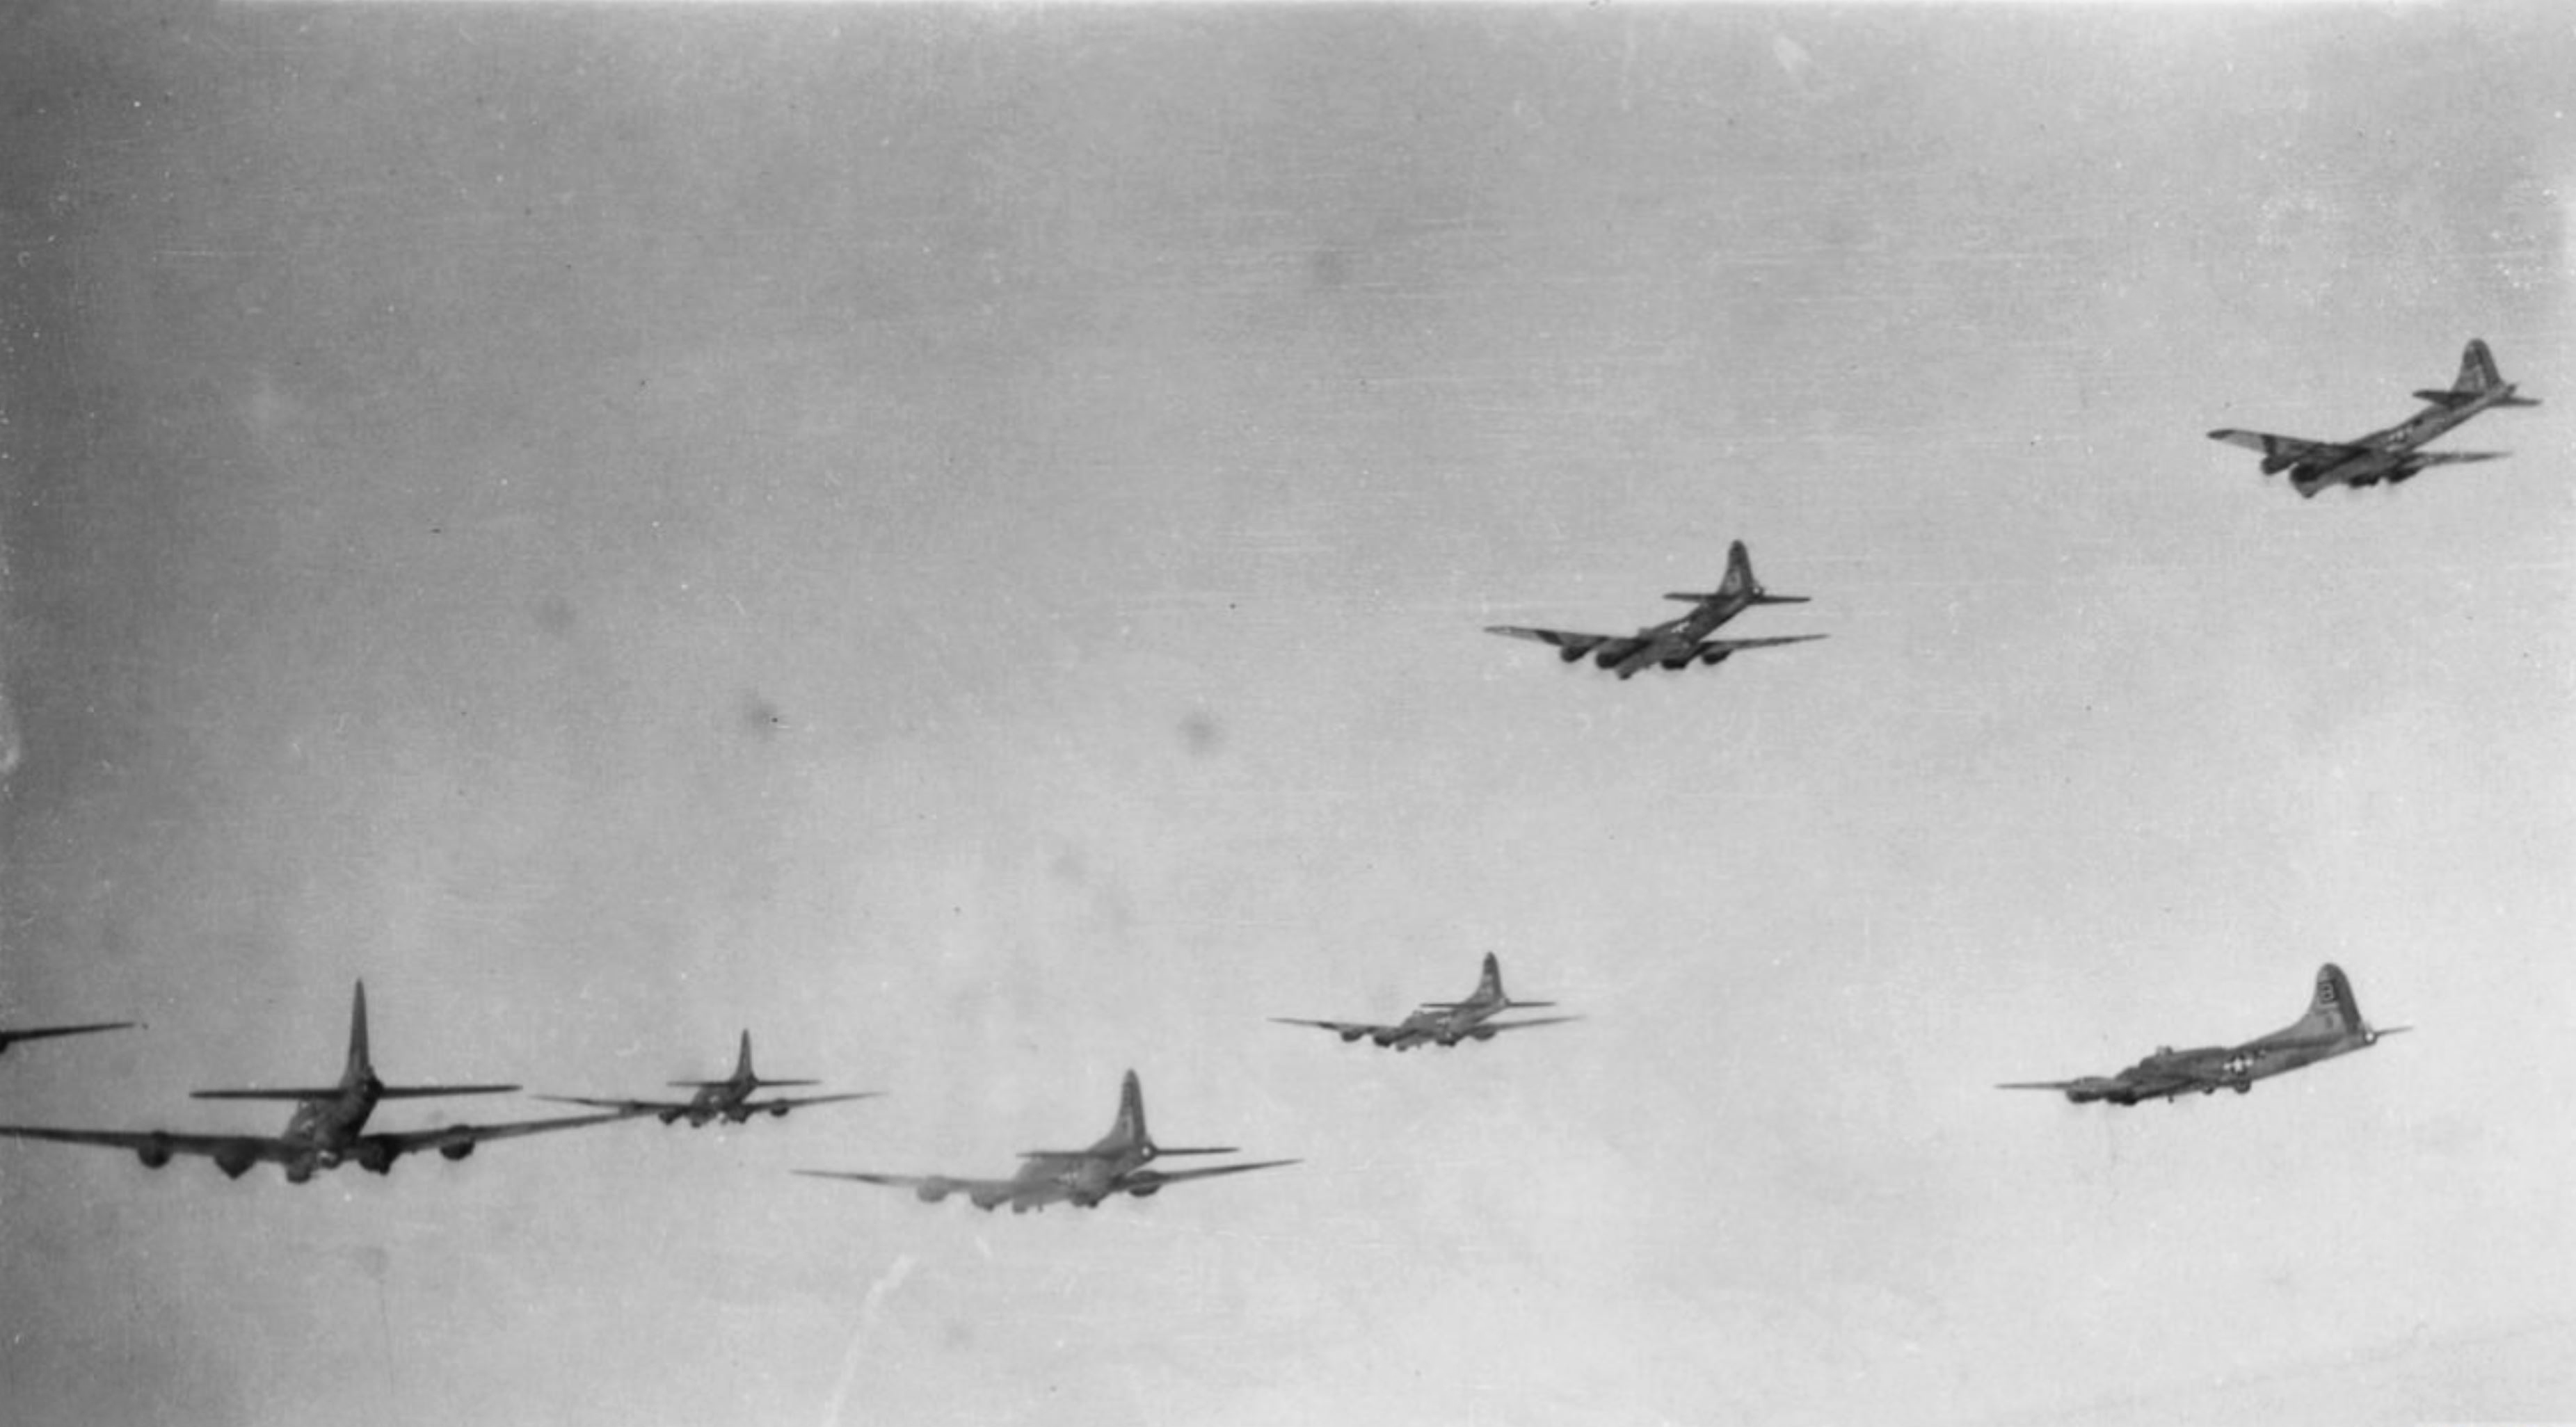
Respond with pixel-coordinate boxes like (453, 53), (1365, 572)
(1274, 952), (1577, 1051)
(540, 1030), (879, 1126)
(797, 1070), (1295, 1214)
(2209, 339), (2538, 497)
(0, 1019), (138, 1056)
(0, 982), (643, 1182)
(2000, 964), (2408, 1106)
(1486, 540), (1825, 679)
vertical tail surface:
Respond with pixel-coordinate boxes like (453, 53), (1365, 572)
(2291, 964), (2362, 1038)
(735, 1029), (755, 1081)
(1718, 541), (1757, 599)
(345, 981), (374, 1086)
(2456, 339), (2504, 394)
(1111, 1069), (1149, 1150)
(1473, 952), (1506, 1006)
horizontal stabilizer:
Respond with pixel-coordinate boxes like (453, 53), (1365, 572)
(668, 1078), (822, 1088)
(2411, 389), (2479, 408)
(192, 1087), (358, 1102)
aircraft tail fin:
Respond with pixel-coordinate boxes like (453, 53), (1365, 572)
(1111, 1068), (1149, 1151)
(2415, 339), (2538, 408)
(2287, 963), (2365, 1040)
(735, 1029), (755, 1081)
(346, 981), (373, 1086)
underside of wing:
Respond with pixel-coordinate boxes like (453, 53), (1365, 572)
(2402, 451), (2503, 465)
(1473, 1015), (1582, 1035)
(1119, 1159), (1300, 1193)
(2207, 428), (2362, 461)
(794, 1170), (934, 1189)
(1995, 1081), (2083, 1091)
(1270, 1017), (1389, 1038)
(360, 1108), (645, 1159)
(1484, 625), (1612, 656)
(742, 1091), (883, 1114)
(1695, 635), (1827, 654)
(0, 1021), (137, 1049)
(534, 1095), (682, 1115)
(795, 1170), (1026, 1208)
(0, 1124), (285, 1162)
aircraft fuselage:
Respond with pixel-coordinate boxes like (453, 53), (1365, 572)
(2289, 389), (2515, 489)
(1597, 597), (1751, 677)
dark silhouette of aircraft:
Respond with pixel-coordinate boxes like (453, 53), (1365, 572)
(2001, 965), (2408, 1105)
(0, 983), (641, 1182)
(1486, 540), (1825, 678)
(796, 1070), (1294, 1213)
(2209, 339), (2538, 496)
(1274, 953), (1578, 1050)
(540, 1030), (879, 1125)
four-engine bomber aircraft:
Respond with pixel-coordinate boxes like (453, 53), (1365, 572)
(1999, 964), (2408, 1106)
(1485, 540), (1825, 679)
(2209, 339), (2539, 497)
(0, 983), (641, 1182)
(0, 1019), (138, 1056)
(796, 1070), (1295, 1213)
(539, 1030), (880, 1126)
(1273, 952), (1578, 1051)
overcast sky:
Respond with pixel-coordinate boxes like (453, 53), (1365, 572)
(3, 6), (2571, 1425)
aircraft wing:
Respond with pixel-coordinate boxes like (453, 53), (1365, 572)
(1692, 634), (1825, 654)
(1484, 627), (1647, 662)
(2207, 428), (2369, 464)
(1471, 1015), (1583, 1036)
(739, 1091), (883, 1115)
(532, 1095), (688, 1115)
(1270, 1017), (1393, 1038)
(0, 1021), (138, 1051)
(794, 1170), (1039, 1209)
(1117, 1159), (1300, 1195)
(0, 1123), (289, 1167)
(355, 1108), (646, 1162)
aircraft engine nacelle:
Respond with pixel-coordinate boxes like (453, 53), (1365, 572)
(2259, 453), (2294, 476)
(769, 1105), (791, 1118)
(657, 1108), (686, 1125)
(283, 1159), (317, 1185)
(438, 1140), (477, 1162)
(917, 1177), (955, 1204)
(1695, 648), (1736, 667)
(1123, 1185), (1159, 1200)
(1558, 647), (1585, 664)
(215, 1143), (262, 1179)
(1471, 1028), (1498, 1041)
(136, 1136), (175, 1170)
(1338, 1029), (1366, 1043)
(354, 1142), (398, 1175)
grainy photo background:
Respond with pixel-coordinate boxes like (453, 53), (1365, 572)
(3, 5), (2570, 1424)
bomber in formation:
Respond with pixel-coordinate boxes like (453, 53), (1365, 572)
(1999, 965), (2408, 1106)
(795, 1070), (1296, 1214)
(1486, 539), (1825, 678)
(1273, 953), (1577, 1050)
(2208, 339), (2538, 497)
(541, 1030), (880, 1126)
(0, 983), (644, 1182)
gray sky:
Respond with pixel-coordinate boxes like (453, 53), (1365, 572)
(3, 6), (2571, 1424)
